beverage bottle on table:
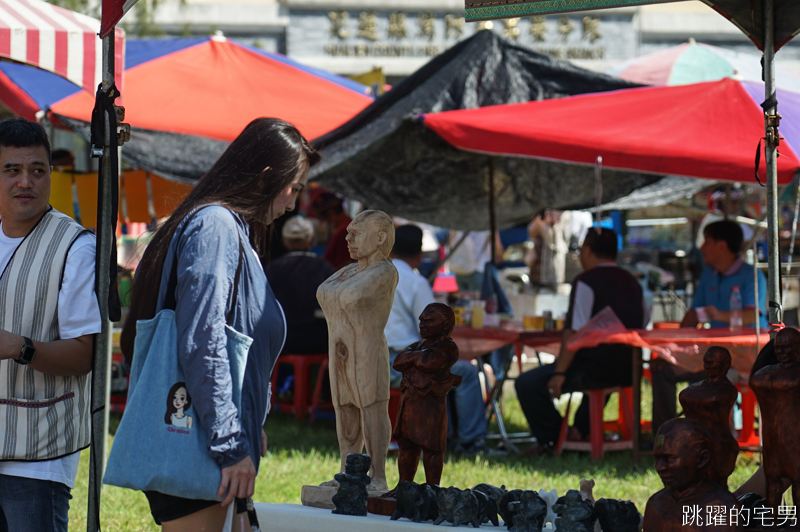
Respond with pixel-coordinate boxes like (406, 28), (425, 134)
(729, 286), (742, 331)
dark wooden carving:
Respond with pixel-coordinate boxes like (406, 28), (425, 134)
(750, 327), (800, 515)
(331, 453), (371, 516)
(392, 303), (462, 486)
(644, 418), (738, 531)
(678, 346), (739, 489)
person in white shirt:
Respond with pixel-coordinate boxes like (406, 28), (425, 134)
(0, 119), (101, 532)
(386, 225), (490, 455)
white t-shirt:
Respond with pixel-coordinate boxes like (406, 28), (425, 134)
(384, 259), (435, 352)
(448, 231), (493, 276)
(0, 227), (101, 488)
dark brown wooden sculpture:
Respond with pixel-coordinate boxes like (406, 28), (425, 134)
(392, 303), (462, 486)
(749, 326), (800, 515)
(678, 346), (739, 489)
(643, 418), (738, 532)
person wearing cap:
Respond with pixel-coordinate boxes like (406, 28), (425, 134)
(385, 225), (490, 455)
(264, 216), (334, 354)
(312, 191), (353, 271)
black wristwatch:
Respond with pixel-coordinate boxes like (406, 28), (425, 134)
(15, 337), (35, 365)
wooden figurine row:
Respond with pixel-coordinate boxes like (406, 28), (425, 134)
(385, 480), (640, 532)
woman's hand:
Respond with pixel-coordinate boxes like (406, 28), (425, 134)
(218, 455), (256, 506)
(261, 429), (268, 457)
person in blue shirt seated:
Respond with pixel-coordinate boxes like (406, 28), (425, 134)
(651, 220), (767, 437)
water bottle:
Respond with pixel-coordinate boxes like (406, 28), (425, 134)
(729, 286), (742, 331)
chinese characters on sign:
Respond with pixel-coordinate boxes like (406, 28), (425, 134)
(328, 11), (349, 39)
(445, 14), (464, 39)
(322, 12), (605, 61)
(388, 13), (407, 39)
(683, 505), (798, 528)
(358, 10), (378, 41)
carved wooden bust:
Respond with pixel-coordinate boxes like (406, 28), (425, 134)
(317, 210), (398, 492)
(749, 327), (800, 514)
(644, 418), (738, 531)
(392, 303), (461, 486)
(678, 346), (739, 489)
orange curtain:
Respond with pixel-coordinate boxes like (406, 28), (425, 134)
(50, 170), (193, 229)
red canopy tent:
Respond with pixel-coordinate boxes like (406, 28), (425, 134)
(50, 35), (372, 142)
(422, 77), (800, 185)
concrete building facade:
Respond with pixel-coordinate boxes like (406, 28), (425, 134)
(121, 0), (800, 80)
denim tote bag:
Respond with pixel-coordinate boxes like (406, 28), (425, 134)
(104, 226), (250, 501)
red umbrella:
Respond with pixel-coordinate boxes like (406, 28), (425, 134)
(50, 35), (372, 142)
(423, 77), (800, 184)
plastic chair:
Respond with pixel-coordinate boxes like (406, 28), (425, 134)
(309, 358), (334, 425)
(734, 381), (760, 448)
(270, 353), (327, 421)
(556, 386), (634, 461)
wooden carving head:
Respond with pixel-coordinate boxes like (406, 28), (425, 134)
(654, 418), (711, 493)
(703, 346), (731, 380)
(347, 210), (395, 260)
(775, 327), (800, 365)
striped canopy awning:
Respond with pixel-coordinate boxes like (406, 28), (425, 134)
(0, 0), (123, 95)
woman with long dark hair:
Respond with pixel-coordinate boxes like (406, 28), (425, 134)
(120, 117), (320, 530)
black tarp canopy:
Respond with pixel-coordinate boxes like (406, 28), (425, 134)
(54, 114), (228, 185)
(310, 30), (667, 231)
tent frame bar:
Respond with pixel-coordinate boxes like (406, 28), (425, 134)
(87, 32), (116, 532)
(764, 0), (781, 332)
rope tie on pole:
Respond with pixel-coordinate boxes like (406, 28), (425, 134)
(755, 94), (783, 187)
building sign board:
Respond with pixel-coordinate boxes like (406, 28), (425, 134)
(287, 8), (636, 66)
(466, 0), (678, 22)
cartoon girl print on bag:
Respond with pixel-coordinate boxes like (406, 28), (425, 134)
(165, 382), (193, 429)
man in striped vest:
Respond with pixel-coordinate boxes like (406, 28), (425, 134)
(0, 119), (100, 532)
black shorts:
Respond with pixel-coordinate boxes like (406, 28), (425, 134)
(144, 491), (219, 525)
(144, 492), (257, 526)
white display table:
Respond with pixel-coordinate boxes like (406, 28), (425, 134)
(254, 503), (556, 531)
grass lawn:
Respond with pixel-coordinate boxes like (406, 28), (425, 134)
(66, 379), (762, 531)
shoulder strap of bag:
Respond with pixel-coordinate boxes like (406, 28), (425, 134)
(163, 207), (244, 326)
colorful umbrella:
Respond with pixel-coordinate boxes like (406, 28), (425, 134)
(606, 39), (800, 92)
(422, 78), (800, 185)
(0, 0), (124, 96)
(50, 34), (371, 142)
(0, 35), (370, 142)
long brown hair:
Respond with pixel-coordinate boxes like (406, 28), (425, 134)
(120, 117), (320, 363)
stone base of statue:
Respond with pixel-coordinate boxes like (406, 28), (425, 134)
(301, 485), (390, 510)
(367, 494), (396, 516)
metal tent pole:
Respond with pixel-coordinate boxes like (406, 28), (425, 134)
(488, 158), (497, 264)
(764, 0), (780, 334)
(87, 32), (116, 532)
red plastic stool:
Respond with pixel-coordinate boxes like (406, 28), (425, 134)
(270, 353), (327, 421)
(556, 387), (634, 461)
(309, 358), (334, 425)
(735, 381), (760, 448)
(388, 388), (401, 433)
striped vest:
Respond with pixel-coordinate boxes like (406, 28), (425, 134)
(0, 208), (91, 461)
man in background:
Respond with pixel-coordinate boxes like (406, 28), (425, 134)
(386, 225), (492, 455)
(515, 228), (648, 455)
(265, 216), (334, 354)
(651, 220), (766, 436)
